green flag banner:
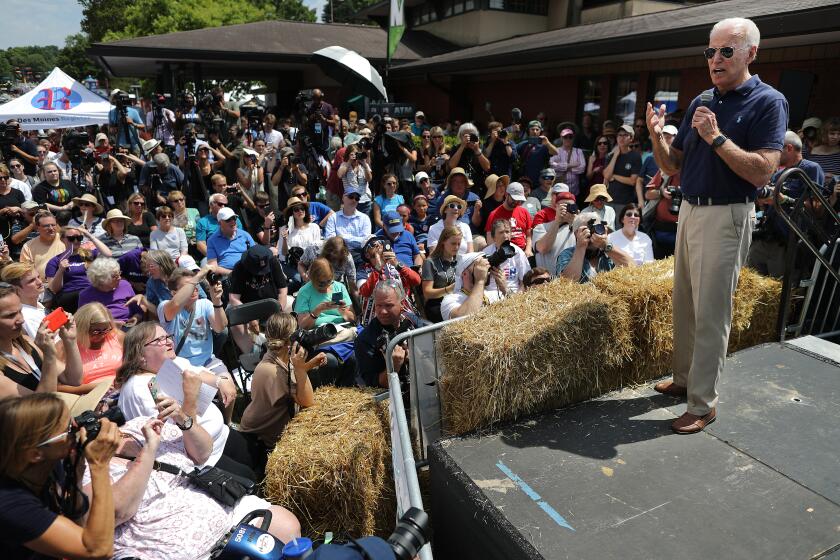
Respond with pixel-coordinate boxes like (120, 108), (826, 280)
(388, 0), (405, 60)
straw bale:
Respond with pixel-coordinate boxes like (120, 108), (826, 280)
(729, 267), (782, 352)
(263, 387), (395, 538)
(437, 280), (634, 436)
(592, 258), (676, 383)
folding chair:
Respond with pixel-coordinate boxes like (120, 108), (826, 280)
(225, 298), (282, 394)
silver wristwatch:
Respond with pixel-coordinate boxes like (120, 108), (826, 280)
(176, 415), (194, 431)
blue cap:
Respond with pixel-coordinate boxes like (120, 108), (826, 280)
(383, 211), (404, 233)
(343, 186), (359, 197)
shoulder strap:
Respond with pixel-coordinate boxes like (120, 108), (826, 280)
(115, 452), (188, 477)
(174, 305), (197, 355)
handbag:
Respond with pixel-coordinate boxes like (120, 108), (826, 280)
(152, 461), (257, 507)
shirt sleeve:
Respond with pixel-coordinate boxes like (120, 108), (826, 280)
(555, 246), (575, 276)
(44, 256), (59, 279)
(206, 237), (218, 261)
(746, 96), (789, 151)
(0, 486), (58, 545)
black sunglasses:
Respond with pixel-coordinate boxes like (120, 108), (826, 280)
(530, 277), (551, 286)
(345, 193), (361, 200)
(703, 46), (736, 59)
(597, 141), (609, 146)
(447, 202), (463, 211)
(64, 235), (83, 242)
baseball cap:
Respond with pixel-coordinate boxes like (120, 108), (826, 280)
(21, 201), (41, 211)
(528, 120), (542, 130)
(217, 207), (237, 221)
(506, 182), (527, 202)
(383, 211), (404, 233)
(662, 124), (679, 136)
(551, 183), (575, 202)
(454, 252), (486, 292)
(540, 168), (556, 179)
(343, 186), (359, 197)
(414, 171), (430, 183)
(619, 124), (635, 137)
(802, 117), (822, 131)
(176, 255), (200, 271)
(560, 128), (575, 137)
(242, 244), (272, 275)
(94, 133), (108, 146)
(415, 111), (425, 118)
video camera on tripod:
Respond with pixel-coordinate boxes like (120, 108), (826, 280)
(62, 131), (96, 169)
(0, 122), (18, 160)
(240, 99), (266, 133)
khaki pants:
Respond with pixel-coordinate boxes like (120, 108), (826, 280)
(672, 200), (754, 415)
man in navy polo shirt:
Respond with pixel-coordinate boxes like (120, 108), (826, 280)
(375, 211), (423, 268)
(646, 17), (788, 434)
(207, 206), (256, 276)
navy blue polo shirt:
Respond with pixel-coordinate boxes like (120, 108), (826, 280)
(374, 228), (420, 268)
(673, 75), (788, 200)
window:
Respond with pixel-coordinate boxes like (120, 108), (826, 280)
(409, 4), (439, 26)
(488, 0), (549, 14)
(578, 78), (602, 122)
(611, 75), (638, 126)
(650, 73), (680, 115)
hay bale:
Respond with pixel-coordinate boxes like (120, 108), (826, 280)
(263, 387), (395, 538)
(729, 267), (782, 352)
(592, 258), (675, 383)
(437, 280), (634, 436)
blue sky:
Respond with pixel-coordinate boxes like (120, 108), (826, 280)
(0, 0), (331, 49)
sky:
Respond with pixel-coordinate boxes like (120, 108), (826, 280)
(0, 0), (330, 49)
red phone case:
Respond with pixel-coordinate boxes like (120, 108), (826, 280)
(44, 307), (69, 332)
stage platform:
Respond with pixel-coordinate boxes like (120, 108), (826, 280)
(429, 337), (840, 560)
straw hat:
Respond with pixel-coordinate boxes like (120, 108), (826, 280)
(483, 174), (510, 199)
(445, 167), (473, 188)
(584, 184), (613, 203)
(283, 197), (307, 218)
(141, 138), (161, 156)
(102, 208), (131, 228)
(71, 193), (104, 215)
(440, 195), (467, 217)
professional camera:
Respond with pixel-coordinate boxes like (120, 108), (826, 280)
(356, 150), (368, 160)
(62, 131), (96, 168)
(112, 90), (130, 107)
(467, 133), (479, 143)
(287, 246), (304, 267)
(291, 323), (338, 355)
(357, 137), (373, 151)
(666, 186), (683, 215)
(0, 122), (17, 145)
(498, 129), (508, 139)
(73, 406), (126, 443)
(587, 218), (608, 236)
(487, 240), (516, 268)
(211, 507), (429, 560)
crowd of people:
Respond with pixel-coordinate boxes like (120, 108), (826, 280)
(0, 72), (837, 559)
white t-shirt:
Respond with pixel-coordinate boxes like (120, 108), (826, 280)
(482, 243), (530, 294)
(281, 223), (322, 261)
(532, 222), (576, 276)
(10, 177), (32, 201)
(427, 220), (472, 254)
(440, 289), (501, 321)
(608, 229), (654, 266)
(117, 360), (228, 467)
(21, 302), (45, 338)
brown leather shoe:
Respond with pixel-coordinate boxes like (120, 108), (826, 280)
(654, 380), (687, 397)
(672, 409), (716, 434)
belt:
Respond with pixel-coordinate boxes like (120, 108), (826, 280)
(685, 195), (754, 206)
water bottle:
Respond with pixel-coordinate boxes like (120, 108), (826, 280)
(282, 537), (313, 559)
(317, 185), (327, 202)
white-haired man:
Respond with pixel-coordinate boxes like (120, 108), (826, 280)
(440, 252), (502, 321)
(646, 17), (788, 434)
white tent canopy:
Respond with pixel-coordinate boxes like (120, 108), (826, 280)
(0, 67), (112, 130)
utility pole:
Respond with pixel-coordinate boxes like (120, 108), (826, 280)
(330, 0), (334, 23)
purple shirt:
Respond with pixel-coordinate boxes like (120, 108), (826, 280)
(77, 279), (140, 322)
(44, 251), (97, 293)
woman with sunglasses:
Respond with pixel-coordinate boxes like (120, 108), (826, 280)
(585, 136), (611, 203)
(280, 196), (320, 285)
(8, 157), (37, 192)
(0, 393), (121, 560)
(116, 321), (255, 479)
(125, 192), (157, 248)
(68, 194), (106, 237)
(372, 173), (405, 230)
(150, 207), (188, 259)
(68, 302), (124, 392)
(337, 143), (373, 216)
(167, 190), (200, 254)
(45, 225), (111, 313)
(426, 195), (473, 255)
(608, 203), (654, 266)
(420, 126), (449, 185)
(0, 283), (83, 398)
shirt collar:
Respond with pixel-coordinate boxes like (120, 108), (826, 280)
(715, 74), (761, 98)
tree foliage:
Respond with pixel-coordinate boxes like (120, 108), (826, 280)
(79, 0), (130, 43)
(324, 0), (380, 25)
(56, 34), (102, 82)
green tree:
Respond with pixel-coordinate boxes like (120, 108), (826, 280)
(56, 34), (103, 82)
(265, 0), (316, 22)
(324, 0), (379, 24)
(79, 0), (130, 43)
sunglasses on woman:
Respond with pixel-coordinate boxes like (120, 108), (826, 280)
(90, 325), (113, 336)
(132, 201), (145, 206)
(597, 141), (609, 146)
(624, 212), (641, 218)
(64, 235), (83, 242)
(447, 203), (463, 211)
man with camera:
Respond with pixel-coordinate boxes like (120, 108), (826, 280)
(484, 121), (515, 178)
(483, 219), (530, 295)
(533, 183), (579, 274)
(93, 150), (133, 210)
(138, 153), (184, 207)
(108, 89), (145, 154)
(643, 125), (681, 258)
(440, 252), (502, 320)
(484, 182), (533, 256)
(557, 211), (634, 282)
(146, 93), (177, 148)
(356, 280), (423, 388)
(3, 120), (39, 176)
(304, 89), (337, 155)
(646, 17), (787, 434)
(746, 130), (825, 278)
(515, 120), (559, 187)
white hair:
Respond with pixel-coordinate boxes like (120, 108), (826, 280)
(573, 211), (601, 231)
(711, 17), (760, 48)
(784, 130), (803, 152)
(86, 257), (121, 289)
(457, 122), (479, 140)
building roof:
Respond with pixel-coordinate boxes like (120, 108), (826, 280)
(390, 0), (840, 77)
(88, 19), (455, 79)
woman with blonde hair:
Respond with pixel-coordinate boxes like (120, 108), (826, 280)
(125, 192), (157, 247)
(239, 312), (323, 474)
(71, 302), (124, 390)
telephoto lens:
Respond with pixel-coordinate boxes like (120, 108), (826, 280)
(487, 240), (516, 268)
(387, 507), (430, 560)
(291, 323), (339, 355)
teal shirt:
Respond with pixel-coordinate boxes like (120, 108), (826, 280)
(293, 280), (351, 325)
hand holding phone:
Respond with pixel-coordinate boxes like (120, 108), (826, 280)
(44, 307), (69, 332)
(331, 292), (344, 306)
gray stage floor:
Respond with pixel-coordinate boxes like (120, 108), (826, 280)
(430, 339), (840, 560)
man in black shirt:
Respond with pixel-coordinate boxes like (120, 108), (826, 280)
(5, 120), (39, 176)
(304, 89), (337, 155)
(603, 124), (643, 228)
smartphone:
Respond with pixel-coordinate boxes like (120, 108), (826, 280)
(331, 292), (343, 305)
(44, 307), (69, 332)
(148, 377), (159, 400)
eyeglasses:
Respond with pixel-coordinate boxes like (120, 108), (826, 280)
(345, 194), (361, 200)
(595, 196), (608, 202)
(159, 215), (173, 220)
(703, 46), (738, 59)
(78, 202), (95, 207)
(36, 419), (74, 448)
(257, 203), (271, 209)
(624, 212), (641, 218)
(170, 198), (185, 203)
(447, 203), (463, 211)
(144, 333), (174, 347)
(292, 206), (306, 213)
(597, 141), (609, 146)
(39, 223), (58, 229)
(214, 201), (227, 207)
(64, 235), (83, 242)
(530, 277), (551, 286)
(315, 280), (332, 289)
(540, 176), (554, 181)
(132, 201), (145, 206)
(89, 325), (113, 336)
(629, 143), (640, 149)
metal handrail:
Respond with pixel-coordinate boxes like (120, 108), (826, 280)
(773, 166), (840, 285)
